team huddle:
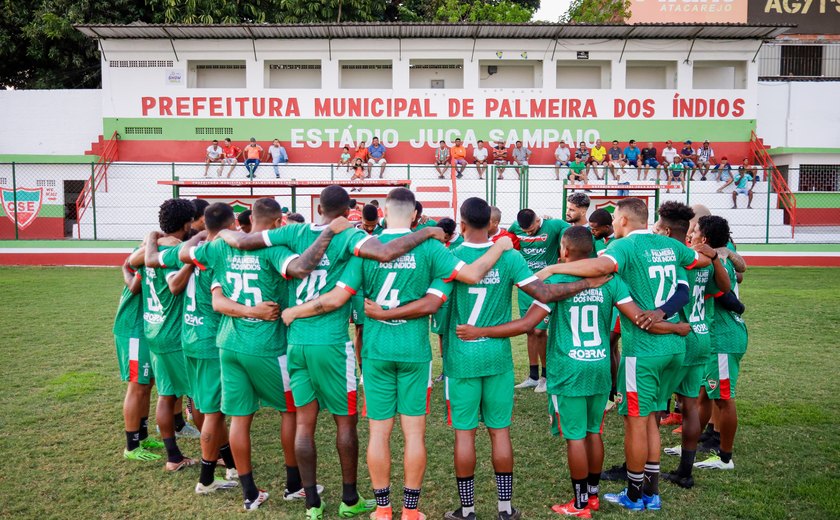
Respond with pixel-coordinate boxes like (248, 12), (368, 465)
(113, 185), (748, 519)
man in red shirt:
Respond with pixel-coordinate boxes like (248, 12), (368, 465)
(488, 206), (520, 249)
(222, 138), (242, 178)
(347, 199), (363, 223)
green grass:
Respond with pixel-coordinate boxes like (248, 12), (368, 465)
(1, 267), (839, 519)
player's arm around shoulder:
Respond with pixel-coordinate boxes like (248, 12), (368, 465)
(282, 286), (353, 325)
(358, 226), (446, 262)
(455, 236), (513, 284)
(523, 266), (612, 304)
(211, 285), (280, 321)
(456, 300), (549, 341)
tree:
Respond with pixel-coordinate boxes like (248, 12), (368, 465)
(434, 0), (535, 23)
(561, 0), (630, 23)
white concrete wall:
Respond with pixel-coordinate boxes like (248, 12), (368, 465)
(0, 90), (102, 155)
(757, 81), (840, 149)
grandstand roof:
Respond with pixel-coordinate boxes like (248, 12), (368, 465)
(75, 22), (791, 41)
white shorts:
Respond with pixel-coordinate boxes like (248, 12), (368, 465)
(368, 158), (386, 166)
(223, 158), (237, 165)
(735, 187), (749, 195)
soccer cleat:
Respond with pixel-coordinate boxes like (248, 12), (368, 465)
(497, 508), (521, 520)
(642, 494), (661, 511)
(195, 477), (239, 494)
(140, 437), (165, 450)
(369, 506), (392, 520)
(698, 435), (721, 454)
(535, 377), (547, 393)
(306, 501), (326, 520)
(587, 496), (599, 511)
(694, 454), (734, 470)
(662, 471), (695, 489)
(339, 497), (377, 518)
(176, 423), (201, 439)
(551, 500), (592, 518)
(284, 484), (324, 501)
(604, 489), (645, 512)
(664, 445), (682, 456)
(400, 510), (426, 520)
(600, 463), (627, 481)
(514, 377), (539, 389)
(165, 457), (196, 472)
(434, 373), (444, 384)
(444, 507), (476, 520)
(123, 447), (161, 461)
(226, 468), (239, 480)
(244, 490), (269, 511)
(660, 412), (682, 426)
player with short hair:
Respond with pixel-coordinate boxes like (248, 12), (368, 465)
(566, 193), (590, 226)
(237, 209), (252, 233)
(216, 186), (449, 519)
(360, 204), (383, 235)
(587, 210), (614, 256)
(488, 207), (520, 250)
(508, 209), (570, 392)
(538, 197), (713, 511)
(191, 199), (210, 234)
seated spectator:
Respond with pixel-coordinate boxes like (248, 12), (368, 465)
(589, 138), (608, 180)
(353, 141), (370, 176)
(741, 157), (758, 181)
(607, 140), (624, 181)
(696, 140), (715, 180)
(623, 140), (641, 176)
(451, 138), (468, 178)
(554, 140), (572, 181)
(511, 140), (532, 178)
(367, 136), (387, 178)
(576, 141), (591, 178)
(661, 140), (679, 172)
(338, 145), (352, 172)
(493, 139), (509, 179)
(640, 142), (659, 181)
(268, 138), (288, 179)
(680, 140), (697, 180)
(713, 156), (733, 184)
(727, 169), (757, 209)
(222, 138), (242, 178)
(434, 140), (451, 179)
(567, 156), (588, 191)
(237, 209), (252, 233)
(350, 158), (365, 191)
(666, 157), (686, 194)
(243, 137), (264, 179)
(473, 139), (489, 180)
(204, 139), (224, 177)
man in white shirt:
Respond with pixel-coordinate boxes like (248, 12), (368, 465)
(204, 140), (224, 177)
(554, 140), (572, 181)
(696, 140), (715, 181)
(473, 140), (489, 180)
(661, 140), (679, 168)
(268, 139), (288, 179)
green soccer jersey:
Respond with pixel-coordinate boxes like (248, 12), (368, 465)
(191, 238), (298, 357)
(680, 265), (719, 366)
(262, 223), (372, 346)
(160, 243), (220, 359)
(509, 218), (570, 271)
(447, 234), (464, 250)
(443, 243), (537, 378)
(592, 234), (614, 257)
(545, 274), (632, 396)
(140, 245), (185, 354)
(361, 229), (464, 362)
(710, 259), (748, 354)
(113, 267), (143, 338)
(603, 230), (699, 357)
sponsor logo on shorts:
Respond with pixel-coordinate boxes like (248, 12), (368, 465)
(568, 348), (607, 361)
(707, 379), (718, 390)
(142, 362), (150, 377)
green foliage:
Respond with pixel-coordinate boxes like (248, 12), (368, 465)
(434, 0), (535, 23)
(561, 0), (631, 23)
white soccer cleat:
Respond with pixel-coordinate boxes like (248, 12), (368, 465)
(244, 490), (269, 511)
(176, 423), (201, 439)
(195, 478), (239, 494)
(535, 377), (547, 393)
(226, 467), (239, 480)
(514, 377), (539, 389)
(694, 455), (734, 470)
(284, 484), (325, 501)
(664, 445), (682, 456)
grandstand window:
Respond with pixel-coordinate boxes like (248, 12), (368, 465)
(781, 46), (823, 77)
(478, 60), (541, 88)
(265, 60), (322, 89)
(799, 164), (840, 192)
(626, 61), (677, 89)
(124, 127), (163, 135)
(556, 60), (610, 89)
(693, 61), (747, 89)
(189, 60), (247, 88)
(109, 60), (174, 68)
(195, 127), (234, 136)
(409, 60), (464, 89)
(339, 61), (393, 89)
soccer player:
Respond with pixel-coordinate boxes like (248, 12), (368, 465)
(180, 197), (344, 510)
(652, 202), (733, 488)
(458, 226), (689, 518)
(587, 209), (614, 256)
(114, 256), (163, 461)
(129, 198), (197, 471)
(359, 204), (383, 235)
(438, 217), (464, 249)
(282, 188), (512, 520)
(191, 198), (210, 234)
(508, 209), (570, 392)
(367, 197), (608, 520)
(692, 216), (748, 471)
(237, 209), (252, 233)
(488, 207), (520, 250)
(538, 197), (713, 511)
(565, 193), (590, 226)
(216, 186), (448, 519)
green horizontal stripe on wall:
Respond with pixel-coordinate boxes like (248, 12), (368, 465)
(794, 193), (840, 209)
(0, 204), (64, 218)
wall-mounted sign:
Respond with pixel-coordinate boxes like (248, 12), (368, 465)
(577, 51), (589, 60)
(166, 69), (184, 85)
(749, 0), (840, 34)
(629, 0), (748, 24)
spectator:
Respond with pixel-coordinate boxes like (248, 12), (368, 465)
(567, 156), (588, 190)
(661, 140), (679, 170)
(237, 209), (252, 233)
(741, 157), (758, 180)
(667, 157), (686, 194)
(554, 140), (571, 181)
(221, 138), (242, 178)
(287, 212), (305, 224)
(353, 141), (369, 171)
(473, 139), (489, 180)
(511, 140), (532, 178)
(640, 141), (659, 181)
(714, 156), (733, 184)
(585, 138), (605, 180)
(729, 169), (757, 209)
(493, 139), (509, 179)
(576, 141), (591, 179)
(243, 137), (263, 179)
(203, 139), (223, 177)
(350, 158), (365, 191)
(367, 136), (387, 178)
(347, 198), (362, 222)
(623, 140), (641, 177)
(696, 140), (715, 181)
(359, 204), (381, 234)
(451, 138), (468, 178)
(268, 138), (288, 179)
(606, 140), (624, 181)
(488, 206), (520, 249)
(338, 145), (352, 172)
(434, 140), (451, 179)
(565, 192), (590, 226)
(680, 140), (697, 180)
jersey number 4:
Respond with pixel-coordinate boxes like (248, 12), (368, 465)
(375, 272), (401, 309)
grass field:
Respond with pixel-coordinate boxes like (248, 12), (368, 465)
(1, 266), (839, 519)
